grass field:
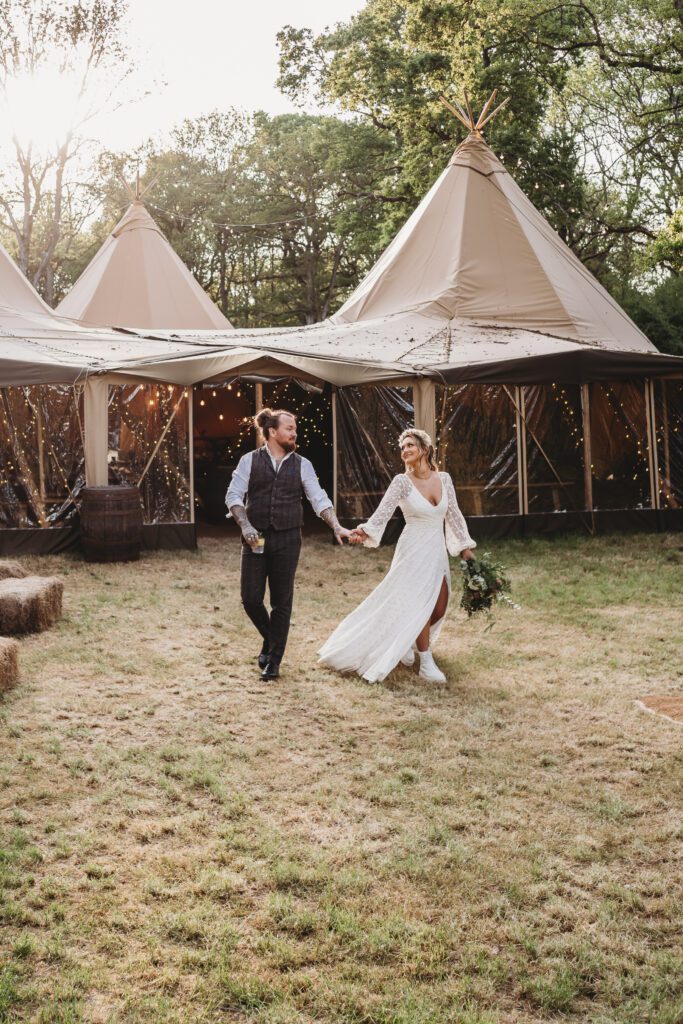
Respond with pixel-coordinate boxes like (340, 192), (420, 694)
(1, 531), (682, 1023)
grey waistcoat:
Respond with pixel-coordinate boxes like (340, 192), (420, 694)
(246, 448), (304, 531)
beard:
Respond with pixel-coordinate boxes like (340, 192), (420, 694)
(281, 439), (297, 453)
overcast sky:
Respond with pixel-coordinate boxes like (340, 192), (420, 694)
(98, 0), (365, 150)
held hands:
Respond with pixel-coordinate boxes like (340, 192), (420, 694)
(333, 526), (353, 546)
(348, 528), (368, 545)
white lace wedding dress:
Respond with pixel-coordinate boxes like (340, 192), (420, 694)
(318, 472), (476, 683)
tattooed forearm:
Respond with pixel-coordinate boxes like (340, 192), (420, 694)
(320, 506), (343, 534)
(229, 505), (258, 540)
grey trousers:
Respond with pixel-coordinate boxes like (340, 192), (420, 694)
(240, 527), (302, 663)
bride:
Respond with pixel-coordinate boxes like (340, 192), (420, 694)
(318, 428), (476, 684)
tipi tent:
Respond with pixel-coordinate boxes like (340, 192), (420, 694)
(0, 243), (56, 320)
(0, 94), (681, 550)
(334, 133), (651, 353)
(320, 106), (682, 528)
(99, 102), (681, 532)
(56, 201), (232, 330)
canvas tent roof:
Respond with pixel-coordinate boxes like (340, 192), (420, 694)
(1, 129), (681, 388)
(56, 201), (233, 330)
(333, 132), (654, 355)
(0, 241), (411, 386)
(0, 240), (56, 319)
(103, 128), (681, 384)
(106, 315), (681, 387)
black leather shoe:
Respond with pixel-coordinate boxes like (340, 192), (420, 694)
(260, 660), (280, 681)
(258, 643), (269, 669)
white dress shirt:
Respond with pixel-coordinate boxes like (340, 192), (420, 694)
(225, 444), (333, 519)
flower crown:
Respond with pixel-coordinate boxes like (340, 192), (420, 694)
(399, 428), (433, 449)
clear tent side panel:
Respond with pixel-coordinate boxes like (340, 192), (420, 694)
(193, 381), (256, 524)
(262, 380), (334, 497)
(524, 383), (585, 513)
(335, 385), (413, 521)
(589, 381), (651, 509)
(108, 384), (191, 523)
(0, 385), (84, 528)
(435, 384), (518, 516)
(654, 379), (683, 510)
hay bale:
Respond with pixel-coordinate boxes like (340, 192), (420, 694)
(0, 637), (19, 691)
(0, 576), (63, 635)
(0, 560), (27, 581)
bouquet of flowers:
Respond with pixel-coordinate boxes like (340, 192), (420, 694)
(459, 551), (518, 618)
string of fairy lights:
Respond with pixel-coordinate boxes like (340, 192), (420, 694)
(596, 382), (651, 490)
(550, 382), (583, 451)
(109, 384), (191, 520)
(654, 381), (681, 506)
(0, 388), (82, 524)
(192, 378), (333, 517)
(0, 380), (681, 526)
(195, 378), (332, 465)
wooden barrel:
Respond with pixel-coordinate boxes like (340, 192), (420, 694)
(80, 486), (143, 563)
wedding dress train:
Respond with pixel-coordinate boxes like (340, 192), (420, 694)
(318, 472), (475, 683)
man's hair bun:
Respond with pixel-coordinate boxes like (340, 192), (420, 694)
(254, 408), (296, 439)
(255, 407), (275, 431)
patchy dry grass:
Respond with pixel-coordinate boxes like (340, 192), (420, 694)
(0, 530), (682, 1023)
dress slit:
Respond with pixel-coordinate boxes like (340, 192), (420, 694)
(318, 471), (475, 683)
(426, 574), (450, 637)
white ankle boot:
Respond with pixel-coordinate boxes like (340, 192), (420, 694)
(418, 650), (446, 683)
(400, 647), (415, 667)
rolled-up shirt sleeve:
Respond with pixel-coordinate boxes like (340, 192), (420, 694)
(225, 452), (253, 517)
(301, 457), (333, 517)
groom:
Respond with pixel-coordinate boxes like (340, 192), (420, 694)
(226, 407), (350, 680)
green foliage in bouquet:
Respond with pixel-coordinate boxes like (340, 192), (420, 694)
(458, 552), (518, 619)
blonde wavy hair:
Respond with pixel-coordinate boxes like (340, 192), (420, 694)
(399, 428), (438, 471)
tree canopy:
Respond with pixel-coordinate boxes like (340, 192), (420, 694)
(0, 0), (680, 351)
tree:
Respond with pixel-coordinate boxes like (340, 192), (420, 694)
(0, 0), (133, 303)
(87, 111), (396, 326)
(243, 112), (396, 324)
(646, 202), (683, 276)
(277, 0), (591, 238)
(277, 0), (683, 343)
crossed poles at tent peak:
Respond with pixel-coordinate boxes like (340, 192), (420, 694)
(439, 88), (510, 135)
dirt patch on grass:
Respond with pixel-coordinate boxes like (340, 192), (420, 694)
(637, 695), (683, 724)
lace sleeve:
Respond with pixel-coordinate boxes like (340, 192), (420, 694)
(444, 473), (476, 556)
(358, 475), (412, 548)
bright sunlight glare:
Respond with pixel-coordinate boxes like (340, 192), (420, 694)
(0, 63), (84, 152)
